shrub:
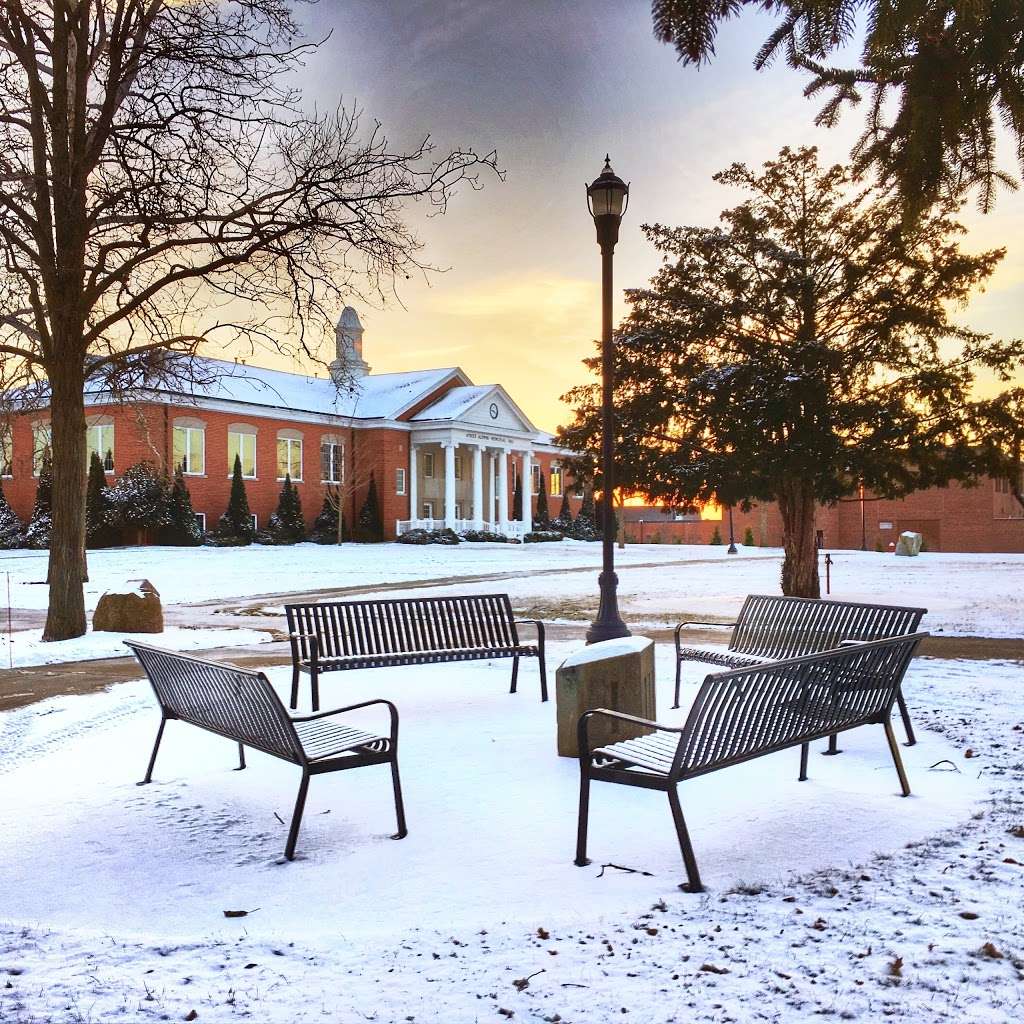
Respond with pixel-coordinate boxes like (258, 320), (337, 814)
(743, 526), (755, 547)
(512, 474), (523, 521)
(161, 468), (202, 546)
(397, 527), (461, 545)
(24, 452), (53, 549)
(311, 494), (348, 544)
(261, 474), (305, 544)
(460, 529), (509, 543)
(0, 480), (23, 549)
(709, 526), (723, 545)
(215, 454), (255, 544)
(550, 492), (574, 534)
(85, 451), (117, 548)
(356, 472), (384, 542)
(534, 471), (549, 527)
(524, 530), (563, 543)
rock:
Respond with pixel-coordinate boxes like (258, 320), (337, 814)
(556, 636), (656, 758)
(92, 578), (163, 633)
(894, 531), (923, 557)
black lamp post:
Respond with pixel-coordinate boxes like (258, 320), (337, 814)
(585, 156), (630, 645)
(727, 504), (737, 554)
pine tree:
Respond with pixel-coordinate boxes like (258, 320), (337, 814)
(709, 526), (723, 545)
(357, 472), (384, 542)
(743, 526), (755, 547)
(263, 474), (305, 544)
(512, 474), (523, 521)
(571, 487), (599, 541)
(25, 451), (53, 549)
(551, 491), (574, 534)
(161, 468), (202, 546)
(104, 462), (172, 541)
(311, 494), (348, 544)
(0, 478), (23, 549)
(85, 451), (116, 548)
(215, 454), (255, 544)
(534, 470), (549, 527)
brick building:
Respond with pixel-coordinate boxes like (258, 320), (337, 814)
(1, 308), (581, 540)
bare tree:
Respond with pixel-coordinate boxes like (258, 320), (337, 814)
(0, 1), (498, 640)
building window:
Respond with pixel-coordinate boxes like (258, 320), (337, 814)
(454, 455), (463, 480)
(250, 513), (258, 531)
(421, 501), (433, 519)
(194, 512), (207, 533)
(174, 425), (205, 475)
(86, 423), (115, 472)
(423, 451), (435, 478)
(455, 502), (463, 520)
(277, 436), (302, 481)
(228, 430), (257, 478)
(0, 430), (11, 477)
(320, 441), (343, 484)
(550, 467), (563, 496)
(396, 467), (407, 495)
(32, 424), (51, 476)
(531, 463), (541, 493)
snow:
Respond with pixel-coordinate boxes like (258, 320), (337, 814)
(410, 383), (494, 420)
(560, 634), (652, 668)
(0, 626), (270, 669)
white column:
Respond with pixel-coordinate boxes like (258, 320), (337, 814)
(497, 449), (509, 531)
(443, 441), (457, 528)
(487, 453), (496, 530)
(521, 450), (533, 533)
(472, 444), (484, 530)
(409, 444), (418, 523)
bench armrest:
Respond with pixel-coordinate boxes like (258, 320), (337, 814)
(577, 707), (685, 762)
(288, 632), (319, 666)
(674, 620), (736, 651)
(292, 698), (399, 743)
(515, 618), (546, 651)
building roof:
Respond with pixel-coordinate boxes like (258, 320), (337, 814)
(410, 385), (495, 421)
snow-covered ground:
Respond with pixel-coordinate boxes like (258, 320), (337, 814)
(3, 542), (1023, 637)
(1, 648), (1022, 1022)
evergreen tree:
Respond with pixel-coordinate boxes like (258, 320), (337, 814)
(25, 451), (53, 549)
(512, 473), (523, 521)
(263, 474), (306, 544)
(357, 472), (384, 542)
(571, 487), (599, 541)
(709, 526), (723, 546)
(311, 494), (348, 544)
(743, 526), (756, 547)
(560, 146), (1020, 595)
(534, 470), (549, 527)
(85, 452), (116, 548)
(161, 468), (202, 546)
(0, 478), (23, 549)
(104, 462), (172, 539)
(551, 491), (574, 534)
(215, 454), (255, 544)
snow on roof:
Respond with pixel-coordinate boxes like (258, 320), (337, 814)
(410, 385), (494, 422)
(88, 357), (466, 421)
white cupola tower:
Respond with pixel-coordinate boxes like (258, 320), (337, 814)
(330, 306), (371, 383)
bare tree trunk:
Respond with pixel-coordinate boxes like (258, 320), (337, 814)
(778, 479), (820, 598)
(43, 371), (88, 641)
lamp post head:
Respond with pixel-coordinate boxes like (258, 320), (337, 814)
(586, 155), (629, 251)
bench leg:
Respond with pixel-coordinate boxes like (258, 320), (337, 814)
(510, 656), (520, 695)
(896, 688), (916, 746)
(574, 767), (592, 867)
(390, 758), (409, 840)
(284, 771), (311, 861)
(884, 720), (911, 797)
(538, 654), (548, 703)
(289, 664), (301, 711)
(310, 668), (320, 714)
(798, 742), (809, 781)
(667, 787), (704, 893)
(823, 733), (841, 756)
(138, 717), (167, 786)
(234, 743), (246, 771)
(673, 657), (682, 710)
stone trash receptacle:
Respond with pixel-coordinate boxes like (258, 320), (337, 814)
(92, 578), (164, 633)
(556, 636), (656, 758)
(894, 531), (923, 557)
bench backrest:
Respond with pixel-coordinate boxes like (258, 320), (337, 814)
(674, 632), (926, 780)
(285, 594), (521, 661)
(127, 642), (303, 763)
(729, 595), (926, 660)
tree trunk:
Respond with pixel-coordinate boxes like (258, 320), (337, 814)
(43, 372), (88, 641)
(778, 479), (820, 598)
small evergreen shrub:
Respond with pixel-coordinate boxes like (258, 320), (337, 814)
(85, 451), (118, 548)
(311, 495), (348, 544)
(260, 474), (305, 544)
(534, 471), (549, 527)
(0, 480), (23, 549)
(396, 528), (461, 545)
(550, 492), (574, 535)
(460, 529), (509, 543)
(709, 526), (723, 545)
(214, 454), (255, 545)
(104, 461), (172, 540)
(512, 474), (523, 521)
(743, 526), (755, 547)
(24, 452), (53, 549)
(356, 472), (384, 542)
(161, 468), (203, 546)
(524, 530), (563, 543)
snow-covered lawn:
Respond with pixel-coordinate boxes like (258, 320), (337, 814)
(2, 647), (1022, 1022)
(3, 542), (1023, 637)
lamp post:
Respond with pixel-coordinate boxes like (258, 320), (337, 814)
(585, 156), (631, 644)
(727, 505), (737, 554)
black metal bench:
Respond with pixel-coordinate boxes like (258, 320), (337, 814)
(673, 594), (927, 748)
(576, 632), (927, 893)
(285, 594), (547, 711)
(127, 642), (407, 861)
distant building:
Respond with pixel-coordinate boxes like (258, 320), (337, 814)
(1, 309), (580, 540)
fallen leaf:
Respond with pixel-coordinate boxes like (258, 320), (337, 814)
(184, 1012), (198, 1022)
(223, 909), (258, 919)
(959, 911), (979, 920)
(888, 957), (903, 978)
(979, 942), (1004, 959)
(498, 1010), (514, 1019)
(537, 927), (550, 940)
(698, 963), (730, 975)
(964, 749), (976, 759)
(1003, 857), (1021, 865)
(1009, 826), (1024, 839)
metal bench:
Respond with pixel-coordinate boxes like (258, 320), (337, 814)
(127, 642), (407, 861)
(285, 594), (547, 711)
(673, 594), (926, 748)
(575, 632), (927, 893)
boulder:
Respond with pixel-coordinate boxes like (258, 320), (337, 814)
(93, 578), (164, 633)
(894, 531), (923, 557)
(556, 636), (656, 758)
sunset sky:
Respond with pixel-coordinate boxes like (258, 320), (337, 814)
(275, 0), (1024, 433)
